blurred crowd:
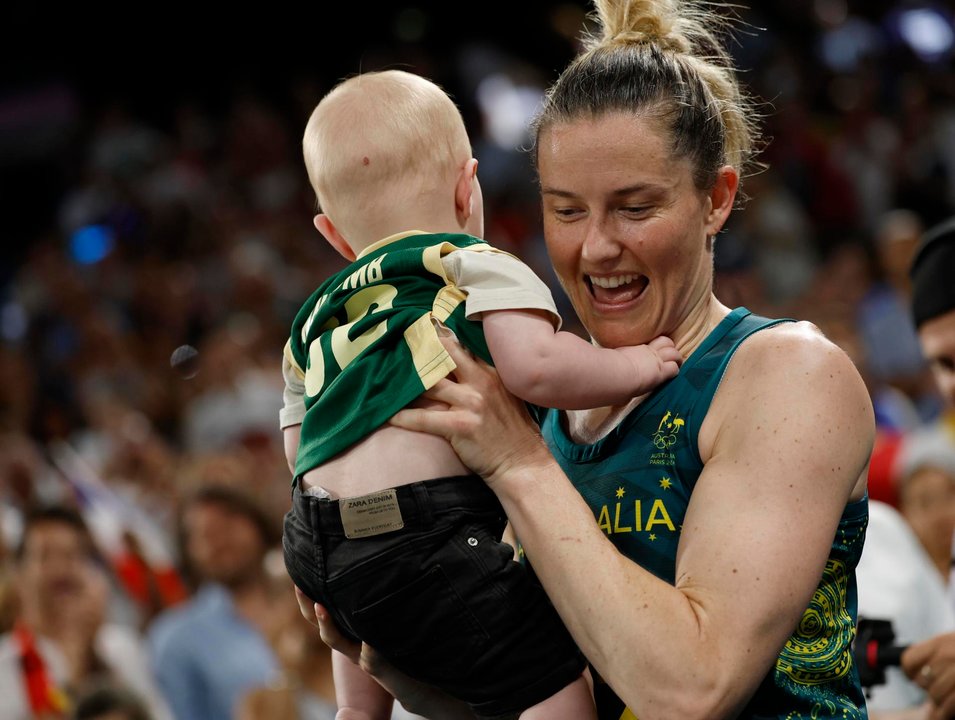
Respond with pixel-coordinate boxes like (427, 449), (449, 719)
(1, 2), (955, 719)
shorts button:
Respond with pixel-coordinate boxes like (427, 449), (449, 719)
(467, 537), (478, 546)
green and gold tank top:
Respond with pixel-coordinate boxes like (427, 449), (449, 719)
(538, 308), (869, 720)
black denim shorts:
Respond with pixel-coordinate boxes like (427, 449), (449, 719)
(283, 474), (586, 719)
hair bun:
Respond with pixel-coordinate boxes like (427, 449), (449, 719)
(602, 28), (691, 53)
(586, 0), (681, 51)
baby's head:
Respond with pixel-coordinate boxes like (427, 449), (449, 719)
(303, 70), (482, 257)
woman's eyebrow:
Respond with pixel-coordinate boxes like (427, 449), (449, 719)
(540, 187), (578, 198)
(612, 183), (655, 196)
(541, 183), (657, 197)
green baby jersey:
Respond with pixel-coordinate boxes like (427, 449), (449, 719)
(286, 232), (496, 478)
(538, 308), (869, 720)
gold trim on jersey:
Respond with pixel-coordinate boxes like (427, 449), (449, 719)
(433, 286), (468, 323)
(357, 230), (430, 259)
(404, 313), (457, 389)
(284, 340), (305, 379)
(421, 242), (453, 283)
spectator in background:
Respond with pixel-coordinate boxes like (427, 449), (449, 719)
(72, 683), (153, 720)
(897, 216), (955, 718)
(237, 551), (337, 720)
(896, 431), (955, 584)
(856, 417), (955, 716)
(856, 499), (955, 716)
(147, 484), (280, 720)
(910, 218), (955, 413)
(236, 551), (428, 720)
(0, 506), (171, 720)
(180, 322), (284, 455)
(858, 210), (936, 418)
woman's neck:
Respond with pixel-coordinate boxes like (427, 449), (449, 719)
(671, 295), (732, 360)
(565, 295), (733, 443)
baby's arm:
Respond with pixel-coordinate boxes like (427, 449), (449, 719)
(281, 346), (307, 476)
(482, 309), (681, 409)
(333, 650), (395, 720)
(284, 424), (301, 476)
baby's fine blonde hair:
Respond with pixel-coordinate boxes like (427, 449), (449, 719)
(303, 70), (472, 242)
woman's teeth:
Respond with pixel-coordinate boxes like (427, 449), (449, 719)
(590, 274), (636, 289)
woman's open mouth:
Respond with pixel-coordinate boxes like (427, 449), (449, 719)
(586, 274), (649, 305)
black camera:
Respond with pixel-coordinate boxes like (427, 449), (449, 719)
(854, 618), (908, 693)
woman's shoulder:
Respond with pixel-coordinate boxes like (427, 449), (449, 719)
(707, 316), (873, 440)
(731, 317), (857, 380)
(700, 315), (873, 497)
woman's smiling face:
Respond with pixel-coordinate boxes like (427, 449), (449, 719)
(538, 111), (735, 349)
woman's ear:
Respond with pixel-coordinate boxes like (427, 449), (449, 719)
(314, 214), (356, 261)
(703, 165), (740, 239)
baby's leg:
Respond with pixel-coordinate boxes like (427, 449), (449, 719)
(333, 649), (395, 720)
(518, 674), (596, 720)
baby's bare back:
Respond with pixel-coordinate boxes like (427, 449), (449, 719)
(301, 407), (469, 499)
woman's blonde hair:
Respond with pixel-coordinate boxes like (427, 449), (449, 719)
(533, 0), (761, 196)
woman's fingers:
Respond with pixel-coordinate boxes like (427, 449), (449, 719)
(294, 585), (318, 628)
(391, 406), (444, 437)
(394, 329), (552, 482)
(438, 333), (484, 377)
(314, 601), (363, 664)
(294, 587), (363, 664)
(421, 376), (475, 408)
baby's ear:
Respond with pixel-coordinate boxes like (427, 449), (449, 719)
(314, 214), (356, 261)
(454, 158), (479, 220)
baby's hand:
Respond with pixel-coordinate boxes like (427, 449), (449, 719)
(617, 336), (682, 395)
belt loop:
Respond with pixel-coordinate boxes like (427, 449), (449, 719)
(412, 483), (434, 526)
(307, 494), (323, 546)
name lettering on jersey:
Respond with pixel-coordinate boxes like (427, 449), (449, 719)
(301, 293), (333, 343)
(595, 485), (677, 536)
(342, 256), (385, 291)
(302, 256), (388, 346)
(650, 410), (684, 466)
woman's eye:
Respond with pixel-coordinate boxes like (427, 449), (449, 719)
(553, 207), (582, 218)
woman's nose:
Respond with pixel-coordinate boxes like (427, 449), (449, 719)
(580, 219), (621, 265)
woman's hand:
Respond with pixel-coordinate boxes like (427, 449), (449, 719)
(390, 336), (553, 485)
(294, 587), (368, 666)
